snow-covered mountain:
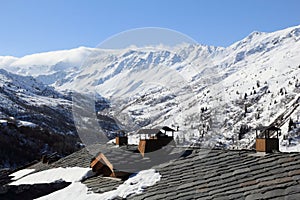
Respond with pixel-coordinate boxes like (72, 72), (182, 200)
(0, 47), (97, 86)
(0, 68), (74, 132)
(1, 25), (300, 154)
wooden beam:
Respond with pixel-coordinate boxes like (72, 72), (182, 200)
(98, 153), (114, 173)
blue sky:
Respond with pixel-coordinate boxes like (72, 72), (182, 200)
(1, 0), (300, 57)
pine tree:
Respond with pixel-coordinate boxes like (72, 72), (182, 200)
(257, 80), (260, 88)
(288, 118), (294, 132)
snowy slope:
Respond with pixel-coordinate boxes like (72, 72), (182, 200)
(0, 68), (72, 125)
(67, 25), (300, 150)
(1, 25), (300, 151)
(0, 47), (97, 86)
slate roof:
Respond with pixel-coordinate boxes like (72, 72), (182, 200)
(89, 144), (182, 173)
(131, 149), (300, 200)
(255, 125), (281, 132)
(136, 129), (161, 135)
(155, 126), (176, 132)
(2, 146), (300, 199)
(161, 126), (176, 132)
(22, 146), (124, 196)
(137, 127), (176, 135)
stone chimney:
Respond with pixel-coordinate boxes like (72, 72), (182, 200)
(255, 126), (280, 153)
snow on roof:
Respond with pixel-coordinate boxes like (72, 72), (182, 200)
(0, 119), (7, 124)
(9, 167), (91, 185)
(17, 120), (37, 128)
(112, 169), (161, 198)
(9, 169), (35, 180)
(8, 160), (161, 200)
(36, 169), (161, 200)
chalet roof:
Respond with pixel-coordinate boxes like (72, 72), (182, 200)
(255, 125), (281, 131)
(136, 129), (161, 135)
(160, 126), (176, 132)
(3, 147), (300, 199)
(136, 126), (175, 135)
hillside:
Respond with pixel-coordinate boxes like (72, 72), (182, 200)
(0, 69), (81, 168)
(0, 25), (300, 162)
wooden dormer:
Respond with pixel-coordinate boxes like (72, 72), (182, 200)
(90, 153), (130, 178)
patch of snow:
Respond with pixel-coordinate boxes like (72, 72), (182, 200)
(0, 119), (7, 125)
(280, 143), (300, 152)
(107, 138), (115, 144)
(9, 167), (92, 185)
(114, 169), (161, 198)
(128, 134), (140, 145)
(18, 120), (37, 128)
(9, 169), (36, 180)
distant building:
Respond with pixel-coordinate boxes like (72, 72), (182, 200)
(115, 130), (128, 146)
(137, 127), (175, 157)
(255, 125), (280, 153)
